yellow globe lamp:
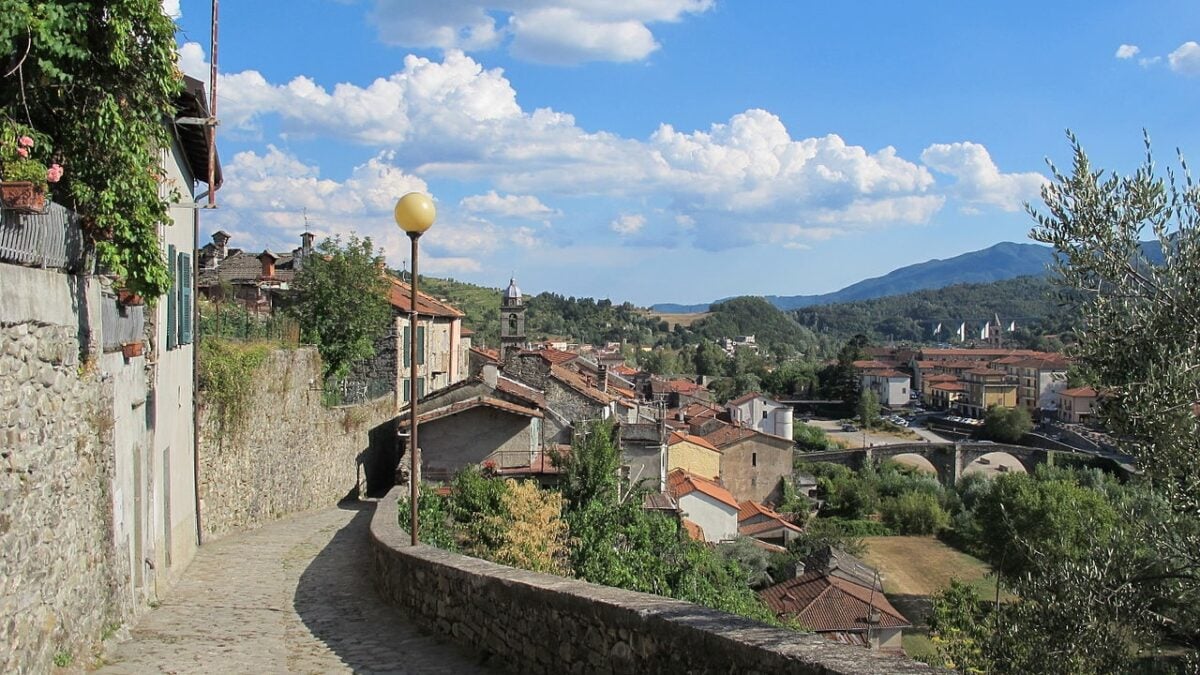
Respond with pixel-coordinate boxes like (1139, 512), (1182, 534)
(394, 192), (436, 237)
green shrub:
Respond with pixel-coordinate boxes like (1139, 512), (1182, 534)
(881, 491), (951, 535)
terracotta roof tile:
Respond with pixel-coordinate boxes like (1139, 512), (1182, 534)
(385, 275), (464, 318)
(470, 346), (500, 363)
(522, 347), (578, 365)
(668, 430), (721, 453)
(495, 376), (546, 408)
(666, 469), (739, 509)
(681, 519), (706, 542)
(701, 421), (792, 449)
(759, 572), (909, 632)
(1060, 386), (1098, 398)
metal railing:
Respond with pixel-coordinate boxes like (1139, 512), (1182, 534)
(0, 201), (88, 272)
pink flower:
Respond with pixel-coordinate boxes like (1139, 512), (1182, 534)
(46, 164), (64, 183)
(16, 147), (28, 158)
(18, 136), (34, 148)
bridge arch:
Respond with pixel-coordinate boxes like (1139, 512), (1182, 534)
(886, 453), (939, 477)
(961, 451), (1029, 478)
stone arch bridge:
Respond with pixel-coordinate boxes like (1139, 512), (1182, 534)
(799, 442), (1081, 487)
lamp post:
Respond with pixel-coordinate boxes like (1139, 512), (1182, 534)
(394, 192), (436, 546)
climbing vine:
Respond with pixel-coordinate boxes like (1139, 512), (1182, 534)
(1, 1), (183, 297)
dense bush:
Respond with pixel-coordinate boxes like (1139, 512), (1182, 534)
(881, 491), (950, 535)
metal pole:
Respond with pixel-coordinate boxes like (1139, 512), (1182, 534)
(408, 231), (421, 546)
(207, 0), (219, 208)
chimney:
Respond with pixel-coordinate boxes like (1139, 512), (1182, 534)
(301, 231), (314, 253)
(482, 363), (498, 388)
(598, 364), (608, 393)
(212, 230), (230, 261)
(258, 250), (277, 278)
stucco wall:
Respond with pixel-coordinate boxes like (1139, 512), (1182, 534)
(197, 347), (395, 541)
(369, 489), (938, 675)
(676, 493), (737, 543)
(420, 405), (535, 474)
(666, 439), (720, 481)
(721, 438), (791, 505)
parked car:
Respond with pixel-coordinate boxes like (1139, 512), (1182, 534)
(841, 424), (858, 432)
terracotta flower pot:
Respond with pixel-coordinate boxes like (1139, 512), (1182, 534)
(117, 289), (145, 306)
(0, 181), (45, 214)
(121, 342), (144, 359)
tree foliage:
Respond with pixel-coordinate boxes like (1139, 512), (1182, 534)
(1, 0), (184, 297)
(1025, 134), (1200, 664)
(981, 405), (1032, 444)
(288, 235), (392, 378)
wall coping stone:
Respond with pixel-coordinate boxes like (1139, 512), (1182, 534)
(369, 487), (942, 674)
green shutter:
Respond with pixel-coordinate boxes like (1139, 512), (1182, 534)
(166, 245), (177, 350)
(417, 325), (425, 365)
(402, 326), (411, 367)
(417, 377), (425, 399)
(401, 378), (410, 402)
(179, 253), (194, 344)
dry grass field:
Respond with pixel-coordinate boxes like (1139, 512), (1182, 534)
(860, 536), (999, 598)
(645, 311), (709, 329)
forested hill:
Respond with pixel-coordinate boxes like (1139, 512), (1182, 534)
(791, 275), (1081, 345)
(652, 241), (1057, 312)
(684, 296), (828, 359)
(411, 275), (670, 348)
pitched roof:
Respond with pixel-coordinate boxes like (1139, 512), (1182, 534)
(931, 382), (968, 392)
(923, 373), (958, 383)
(966, 368), (1007, 377)
(739, 518), (805, 537)
(522, 347), (579, 365)
(550, 364), (617, 405)
(866, 370), (909, 379)
(1009, 357), (1070, 370)
(1060, 386), (1098, 398)
(491, 450), (564, 477)
(726, 391), (777, 407)
(702, 421), (792, 449)
(681, 519), (706, 542)
(470, 346), (500, 363)
(738, 500), (786, 522)
(642, 492), (679, 512)
(666, 469), (739, 509)
(397, 396), (542, 428)
(667, 430), (721, 453)
(197, 248), (299, 286)
(385, 275), (464, 318)
(495, 375), (546, 408)
(759, 572), (910, 632)
(852, 359), (896, 370)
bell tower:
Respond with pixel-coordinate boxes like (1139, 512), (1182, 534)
(500, 277), (526, 362)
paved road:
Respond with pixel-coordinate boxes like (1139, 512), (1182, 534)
(97, 504), (496, 675)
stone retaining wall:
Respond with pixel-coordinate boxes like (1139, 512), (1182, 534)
(0, 319), (129, 673)
(198, 347), (397, 541)
(369, 488), (938, 674)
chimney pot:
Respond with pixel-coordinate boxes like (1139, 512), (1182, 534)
(598, 364), (608, 393)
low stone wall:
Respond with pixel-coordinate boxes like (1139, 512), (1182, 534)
(369, 488), (937, 674)
(198, 347), (397, 541)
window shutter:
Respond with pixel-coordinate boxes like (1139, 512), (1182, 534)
(417, 325), (426, 365)
(402, 326), (411, 367)
(166, 245), (177, 350)
(417, 377), (425, 399)
(180, 253), (194, 344)
(401, 379), (410, 402)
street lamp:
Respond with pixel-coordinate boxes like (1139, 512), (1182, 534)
(394, 191), (436, 546)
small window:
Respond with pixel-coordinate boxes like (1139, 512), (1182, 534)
(762, 411), (768, 420)
(752, 452), (757, 467)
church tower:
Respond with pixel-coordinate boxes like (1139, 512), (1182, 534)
(500, 277), (527, 362)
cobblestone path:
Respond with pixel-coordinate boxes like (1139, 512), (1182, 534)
(97, 503), (497, 674)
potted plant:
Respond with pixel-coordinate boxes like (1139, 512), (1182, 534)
(117, 288), (145, 306)
(121, 341), (144, 359)
(0, 120), (63, 214)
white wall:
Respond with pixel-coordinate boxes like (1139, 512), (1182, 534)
(728, 396), (793, 440)
(677, 493), (738, 543)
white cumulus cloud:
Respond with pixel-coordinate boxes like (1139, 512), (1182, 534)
(1115, 44), (1140, 59)
(366, 0), (713, 64)
(610, 214), (646, 235)
(460, 191), (558, 218)
(921, 142), (1047, 212)
(1169, 41), (1200, 75)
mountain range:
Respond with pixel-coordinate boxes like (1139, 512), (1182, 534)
(652, 242), (1058, 313)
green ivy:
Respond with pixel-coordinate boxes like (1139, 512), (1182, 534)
(198, 338), (270, 438)
(1, 1), (183, 297)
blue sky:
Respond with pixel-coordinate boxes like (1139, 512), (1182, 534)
(172, 1), (1199, 306)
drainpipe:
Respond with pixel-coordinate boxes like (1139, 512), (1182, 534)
(192, 195), (203, 547)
